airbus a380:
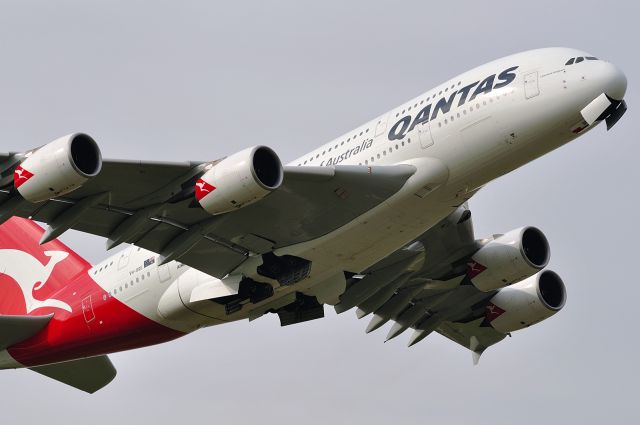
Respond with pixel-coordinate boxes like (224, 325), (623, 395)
(0, 47), (627, 393)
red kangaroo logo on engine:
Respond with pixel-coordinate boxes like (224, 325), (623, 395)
(195, 179), (216, 201)
(13, 165), (34, 188)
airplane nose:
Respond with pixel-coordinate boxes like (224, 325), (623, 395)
(602, 61), (627, 101)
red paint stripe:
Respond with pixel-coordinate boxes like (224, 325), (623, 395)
(0, 217), (184, 367)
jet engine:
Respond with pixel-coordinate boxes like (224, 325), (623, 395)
(15, 133), (102, 203)
(484, 270), (566, 334)
(196, 146), (283, 215)
(467, 226), (550, 291)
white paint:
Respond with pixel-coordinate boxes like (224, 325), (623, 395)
(0, 249), (72, 313)
(87, 47), (626, 337)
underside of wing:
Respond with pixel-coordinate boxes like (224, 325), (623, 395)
(332, 203), (565, 361)
(437, 319), (507, 364)
(0, 149), (415, 278)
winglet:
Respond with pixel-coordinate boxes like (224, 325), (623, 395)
(469, 336), (485, 366)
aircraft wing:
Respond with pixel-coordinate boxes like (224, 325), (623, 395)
(0, 159), (416, 278)
(336, 204), (508, 361)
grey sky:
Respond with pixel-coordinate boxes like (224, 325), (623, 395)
(0, 1), (638, 423)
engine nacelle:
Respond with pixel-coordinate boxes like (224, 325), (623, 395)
(485, 270), (566, 334)
(196, 146), (283, 215)
(467, 226), (550, 291)
(15, 133), (102, 203)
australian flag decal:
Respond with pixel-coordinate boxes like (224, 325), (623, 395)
(144, 257), (156, 268)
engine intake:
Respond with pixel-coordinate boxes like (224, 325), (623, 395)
(468, 226), (550, 291)
(485, 270), (566, 334)
(196, 146), (283, 215)
(15, 133), (102, 203)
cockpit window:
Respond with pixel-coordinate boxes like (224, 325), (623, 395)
(566, 56), (598, 66)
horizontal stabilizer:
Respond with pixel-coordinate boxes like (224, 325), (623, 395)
(30, 355), (117, 393)
(0, 314), (53, 350)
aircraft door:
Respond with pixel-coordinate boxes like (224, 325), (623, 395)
(418, 122), (434, 148)
(117, 249), (131, 271)
(82, 295), (95, 323)
(524, 71), (540, 99)
(374, 114), (389, 138)
(158, 263), (172, 282)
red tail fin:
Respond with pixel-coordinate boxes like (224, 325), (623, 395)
(0, 217), (91, 315)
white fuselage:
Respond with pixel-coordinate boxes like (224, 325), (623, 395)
(90, 47), (626, 333)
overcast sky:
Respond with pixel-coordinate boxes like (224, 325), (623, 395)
(0, 1), (638, 424)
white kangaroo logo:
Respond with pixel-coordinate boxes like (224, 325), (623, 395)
(195, 180), (211, 193)
(0, 249), (72, 313)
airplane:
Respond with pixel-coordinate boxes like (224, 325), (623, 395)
(0, 47), (627, 393)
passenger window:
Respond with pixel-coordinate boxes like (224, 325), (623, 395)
(575, 57), (584, 63)
(565, 58), (575, 65)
